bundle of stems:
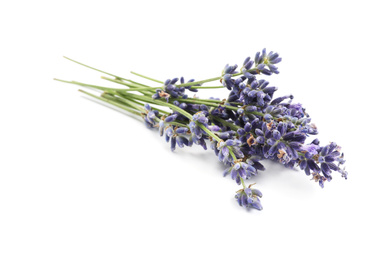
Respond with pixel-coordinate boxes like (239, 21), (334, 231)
(56, 50), (348, 211)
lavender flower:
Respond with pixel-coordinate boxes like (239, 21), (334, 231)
(235, 185), (263, 210)
(223, 162), (258, 185)
(255, 48), (282, 74)
(216, 139), (242, 164)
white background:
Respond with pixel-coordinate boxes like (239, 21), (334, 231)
(1, 0), (389, 259)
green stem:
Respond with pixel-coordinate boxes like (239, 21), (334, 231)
(197, 124), (221, 142)
(174, 97), (270, 118)
(177, 68), (259, 88)
(63, 57), (131, 81)
(100, 76), (156, 96)
(184, 97), (224, 103)
(150, 86), (224, 90)
(101, 76), (155, 92)
(173, 98), (244, 113)
(240, 176), (246, 189)
(125, 98), (170, 115)
(165, 121), (189, 128)
(63, 56), (157, 90)
(102, 93), (145, 112)
(130, 71), (164, 84)
(86, 91), (188, 128)
(178, 76), (221, 87)
(55, 78), (155, 96)
(118, 93), (193, 120)
(79, 90), (141, 116)
(190, 86), (225, 89)
(123, 79), (156, 89)
(229, 149), (237, 162)
(54, 79), (127, 92)
(176, 99), (222, 108)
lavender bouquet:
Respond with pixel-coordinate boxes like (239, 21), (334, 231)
(56, 49), (348, 210)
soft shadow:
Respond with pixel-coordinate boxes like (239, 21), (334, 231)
(159, 139), (316, 194)
(251, 159), (317, 193)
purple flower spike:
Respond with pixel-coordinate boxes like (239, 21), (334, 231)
(235, 185), (263, 210)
